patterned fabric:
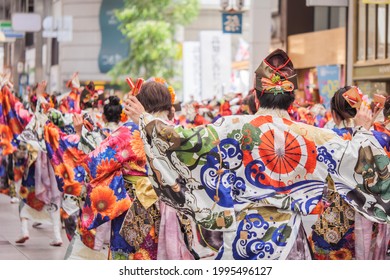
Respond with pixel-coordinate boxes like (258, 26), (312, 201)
(78, 113), (107, 154)
(119, 178), (159, 250)
(309, 188), (355, 260)
(19, 161), (45, 211)
(374, 122), (390, 137)
(309, 126), (390, 260)
(109, 178), (159, 260)
(73, 121), (161, 258)
(0, 156), (8, 194)
(59, 88), (81, 114)
(47, 109), (75, 135)
(45, 117), (156, 258)
(44, 122), (86, 198)
(139, 108), (390, 260)
(81, 122), (147, 230)
(157, 202), (195, 260)
(0, 85), (31, 155)
(354, 213), (386, 259)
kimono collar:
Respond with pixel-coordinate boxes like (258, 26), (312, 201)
(105, 122), (119, 131)
(152, 110), (170, 121)
(336, 119), (354, 129)
(255, 107), (291, 120)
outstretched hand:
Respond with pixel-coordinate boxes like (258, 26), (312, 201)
(124, 95), (145, 124)
(36, 80), (47, 97)
(354, 103), (373, 130)
(72, 113), (83, 136)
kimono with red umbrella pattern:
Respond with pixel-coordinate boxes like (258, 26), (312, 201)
(138, 107), (390, 260)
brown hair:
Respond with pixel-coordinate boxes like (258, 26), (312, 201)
(242, 90), (257, 114)
(330, 86), (357, 121)
(384, 96), (390, 119)
(136, 81), (172, 113)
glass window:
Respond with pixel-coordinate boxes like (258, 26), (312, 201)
(367, 4), (376, 60)
(358, 0), (366, 61)
(377, 5), (386, 59)
(356, 81), (387, 99)
(388, 5), (390, 58)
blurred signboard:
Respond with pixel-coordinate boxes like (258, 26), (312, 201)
(200, 31), (231, 100)
(183, 42), (201, 102)
(222, 12), (243, 34)
(0, 21), (25, 38)
(98, 0), (129, 74)
(42, 16), (72, 42)
(306, 0), (348, 6)
(317, 65), (340, 109)
(12, 13), (41, 32)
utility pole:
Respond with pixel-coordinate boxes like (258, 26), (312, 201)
(346, 0), (353, 86)
(34, 0), (45, 83)
(11, 0), (24, 95)
(248, 0), (272, 88)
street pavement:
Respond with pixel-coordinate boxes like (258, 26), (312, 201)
(0, 194), (68, 260)
(0, 193), (318, 260)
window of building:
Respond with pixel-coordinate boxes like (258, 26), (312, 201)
(388, 5), (390, 58)
(377, 5), (386, 60)
(357, 0), (367, 61)
(367, 4), (376, 60)
(357, 1), (390, 62)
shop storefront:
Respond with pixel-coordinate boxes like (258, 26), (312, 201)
(288, 27), (346, 108)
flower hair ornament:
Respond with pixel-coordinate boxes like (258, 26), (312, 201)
(261, 74), (294, 95)
(146, 77), (176, 104)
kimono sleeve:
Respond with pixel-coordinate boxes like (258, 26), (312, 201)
(327, 127), (390, 223)
(139, 113), (237, 232)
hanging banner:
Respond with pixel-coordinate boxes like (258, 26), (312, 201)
(183, 42), (201, 102)
(200, 31), (231, 100)
(222, 12), (243, 34)
(317, 65), (340, 109)
(98, 0), (129, 73)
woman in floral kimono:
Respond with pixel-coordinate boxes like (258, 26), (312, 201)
(78, 83), (198, 260)
(13, 83), (63, 247)
(308, 87), (390, 260)
(48, 91), (163, 259)
(80, 94), (160, 260)
(124, 49), (390, 260)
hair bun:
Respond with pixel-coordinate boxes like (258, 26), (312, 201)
(109, 96), (120, 106)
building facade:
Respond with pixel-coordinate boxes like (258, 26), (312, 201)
(352, 0), (390, 97)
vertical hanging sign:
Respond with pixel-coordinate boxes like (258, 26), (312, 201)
(98, 0), (129, 73)
(317, 65), (341, 109)
(222, 12), (243, 34)
(183, 42), (201, 102)
(200, 31), (231, 100)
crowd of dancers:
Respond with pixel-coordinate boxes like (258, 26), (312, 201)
(0, 49), (390, 260)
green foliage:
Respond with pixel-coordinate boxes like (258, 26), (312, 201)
(110, 0), (199, 85)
